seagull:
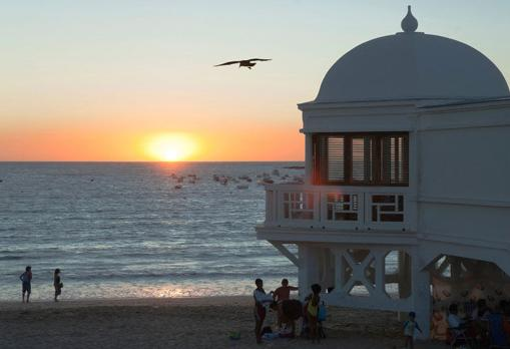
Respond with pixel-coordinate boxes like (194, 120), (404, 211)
(214, 58), (272, 70)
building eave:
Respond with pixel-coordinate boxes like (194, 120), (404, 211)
(298, 98), (422, 111)
(417, 96), (510, 113)
(296, 97), (487, 111)
(255, 225), (418, 245)
(299, 96), (510, 112)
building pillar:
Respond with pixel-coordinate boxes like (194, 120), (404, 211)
(398, 251), (412, 298)
(412, 249), (432, 339)
(298, 244), (309, 301)
(298, 244), (321, 300)
(322, 250), (335, 292)
(304, 133), (313, 185)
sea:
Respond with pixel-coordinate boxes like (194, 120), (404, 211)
(0, 162), (303, 301)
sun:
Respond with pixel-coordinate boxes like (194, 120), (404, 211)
(146, 133), (198, 162)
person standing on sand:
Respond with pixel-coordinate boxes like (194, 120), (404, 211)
(273, 278), (299, 329)
(53, 268), (63, 302)
(19, 266), (32, 303)
(306, 283), (321, 343)
(273, 278), (298, 303)
(403, 311), (422, 349)
(253, 278), (274, 344)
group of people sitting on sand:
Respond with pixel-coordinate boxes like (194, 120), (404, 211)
(253, 278), (324, 344)
(445, 298), (510, 347)
(19, 266), (63, 303)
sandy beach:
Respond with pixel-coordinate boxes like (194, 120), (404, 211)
(0, 296), (444, 349)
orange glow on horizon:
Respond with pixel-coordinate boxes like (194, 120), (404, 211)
(144, 133), (199, 162)
(0, 121), (304, 162)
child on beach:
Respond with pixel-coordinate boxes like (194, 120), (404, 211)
(54, 268), (63, 302)
(403, 311), (423, 349)
(253, 278), (274, 344)
(273, 278), (298, 303)
(19, 266), (32, 303)
(306, 283), (322, 343)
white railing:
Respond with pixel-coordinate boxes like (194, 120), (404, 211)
(263, 184), (415, 232)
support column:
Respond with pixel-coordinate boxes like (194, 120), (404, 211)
(374, 250), (385, 298)
(333, 249), (345, 294)
(398, 251), (412, 298)
(412, 249), (432, 339)
(323, 250), (335, 292)
(298, 244), (309, 301)
(304, 133), (313, 185)
(298, 244), (321, 301)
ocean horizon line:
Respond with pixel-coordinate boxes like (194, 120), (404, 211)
(0, 160), (305, 164)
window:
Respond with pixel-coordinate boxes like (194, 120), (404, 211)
(327, 137), (344, 181)
(313, 133), (409, 186)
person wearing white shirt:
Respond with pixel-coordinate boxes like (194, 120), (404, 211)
(253, 278), (274, 344)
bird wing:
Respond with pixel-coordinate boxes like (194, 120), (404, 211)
(247, 58), (272, 62)
(214, 60), (241, 67)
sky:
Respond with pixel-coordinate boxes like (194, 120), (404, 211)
(1, 0), (509, 161)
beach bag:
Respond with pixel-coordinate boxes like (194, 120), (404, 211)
(317, 302), (327, 322)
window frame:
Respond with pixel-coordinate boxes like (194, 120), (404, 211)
(312, 132), (409, 186)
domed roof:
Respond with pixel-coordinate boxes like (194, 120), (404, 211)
(315, 8), (509, 103)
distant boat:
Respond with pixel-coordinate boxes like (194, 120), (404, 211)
(238, 175), (252, 182)
(283, 166), (305, 170)
(174, 185), (183, 190)
(236, 184), (249, 190)
(292, 175), (304, 184)
(258, 178), (274, 185)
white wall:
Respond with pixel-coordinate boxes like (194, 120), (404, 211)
(418, 106), (510, 254)
(419, 125), (510, 201)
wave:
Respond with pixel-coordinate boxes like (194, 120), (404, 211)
(0, 256), (24, 261)
(58, 269), (295, 281)
(0, 162), (303, 300)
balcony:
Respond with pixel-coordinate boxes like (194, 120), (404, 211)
(262, 184), (415, 232)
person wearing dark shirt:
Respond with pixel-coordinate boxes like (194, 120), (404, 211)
(53, 268), (63, 302)
(19, 266), (32, 303)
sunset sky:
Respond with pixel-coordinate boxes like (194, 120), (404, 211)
(1, 0), (509, 161)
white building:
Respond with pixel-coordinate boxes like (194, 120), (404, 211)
(256, 6), (510, 336)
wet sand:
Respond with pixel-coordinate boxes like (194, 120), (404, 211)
(0, 296), (443, 348)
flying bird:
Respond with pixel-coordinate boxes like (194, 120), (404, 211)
(214, 58), (272, 70)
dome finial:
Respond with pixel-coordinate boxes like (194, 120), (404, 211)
(401, 5), (418, 32)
